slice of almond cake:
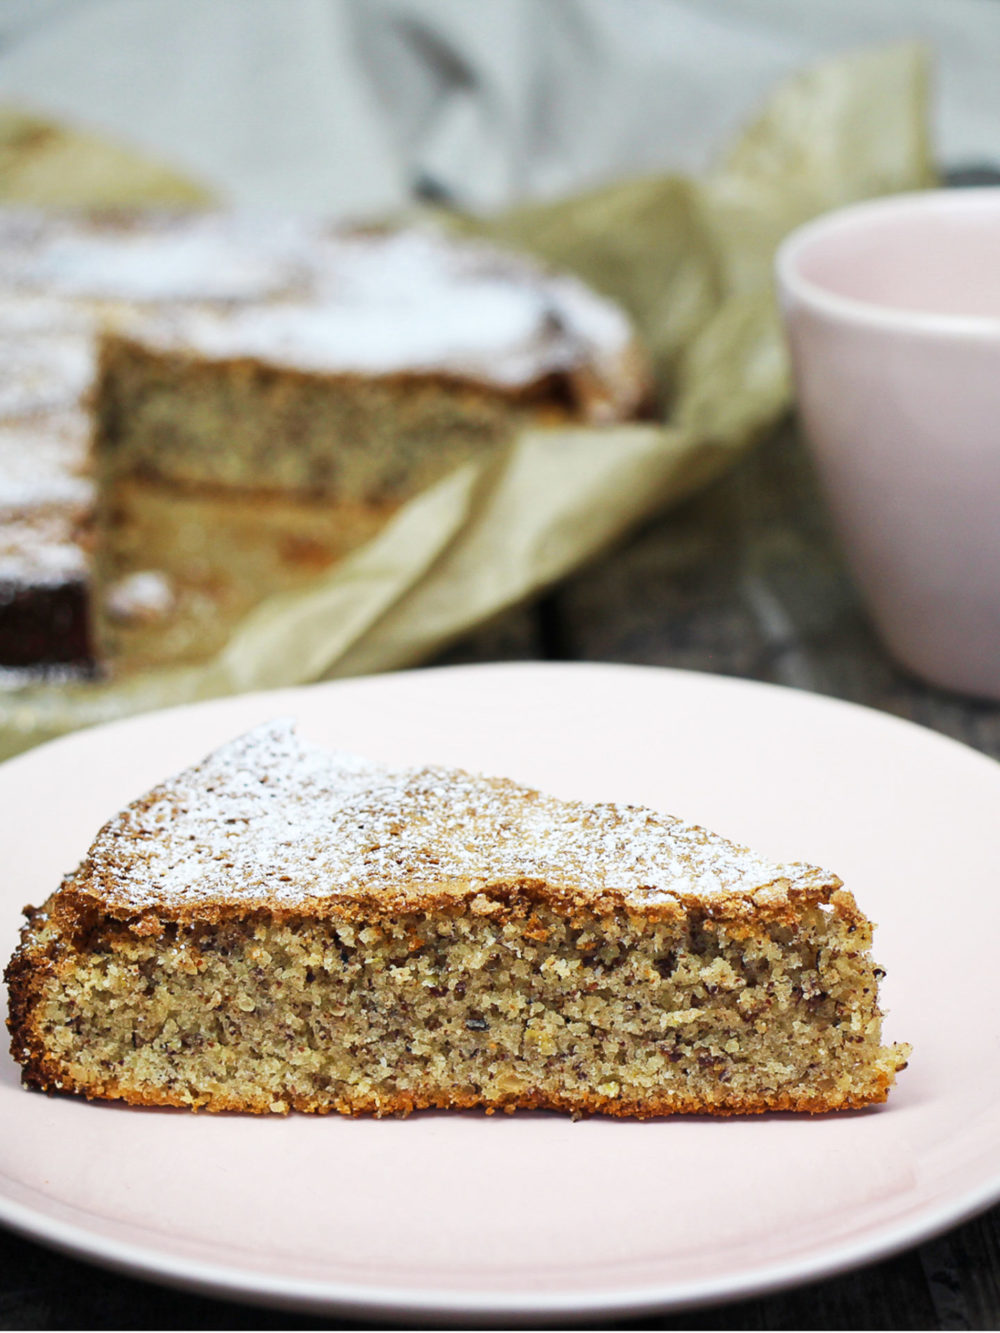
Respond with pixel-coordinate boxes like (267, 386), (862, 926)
(5, 721), (909, 1116)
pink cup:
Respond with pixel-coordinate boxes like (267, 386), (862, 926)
(776, 189), (1000, 699)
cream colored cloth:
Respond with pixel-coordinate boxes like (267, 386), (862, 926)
(0, 0), (996, 215)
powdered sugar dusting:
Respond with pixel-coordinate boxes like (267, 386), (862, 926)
(0, 333), (95, 417)
(0, 416), (93, 585)
(154, 290), (568, 384)
(23, 221), (312, 303)
(104, 569), (175, 623)
(0, 213), (642, 401)
(120, 227), (640, 394)
(0, 418), (92, 510)
(81, 721), (834, 917)
(0, 515), (87, 585)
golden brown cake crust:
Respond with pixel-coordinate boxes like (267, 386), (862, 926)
(47, 720), (847, 928)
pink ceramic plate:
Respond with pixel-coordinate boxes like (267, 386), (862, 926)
(1, 663), (998, 1321)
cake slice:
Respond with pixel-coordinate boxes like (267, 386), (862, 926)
(5, 721), (909, 1117)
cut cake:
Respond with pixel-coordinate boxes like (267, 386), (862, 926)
(5, 720), (909, 1117)
(0, 212), (650, 675)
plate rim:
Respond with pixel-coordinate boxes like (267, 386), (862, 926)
(1, 1169), (999, 1320)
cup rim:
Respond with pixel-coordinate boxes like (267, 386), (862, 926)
(775, 187), (1000, 338)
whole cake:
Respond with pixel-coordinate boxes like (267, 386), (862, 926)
(5, 721), (909, 1117)
(0, 213), (650, 674)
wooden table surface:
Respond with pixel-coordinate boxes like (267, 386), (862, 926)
(3, 420), (1000, 1330)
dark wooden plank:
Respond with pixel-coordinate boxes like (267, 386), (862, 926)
(918, 1208), (1000, 1332)
(428, 600), (547, 667)
(622, 1246), (938, 1330)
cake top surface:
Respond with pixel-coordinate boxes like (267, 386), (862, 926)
(0, 212), (647, 415)
(70, 721), (837, 921)
(0, 332), (95, 419)
(0, 415), (91, 511)
(0, 415), (92, 586)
